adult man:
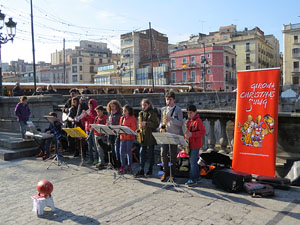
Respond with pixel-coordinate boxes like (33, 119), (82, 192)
(160, 91), (183, 182)
(82, 86), (92, 94)
(12, 82), (24, 96)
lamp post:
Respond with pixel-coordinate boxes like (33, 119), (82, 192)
(0, 10), (17, 96)
(201, 43), (208, 92)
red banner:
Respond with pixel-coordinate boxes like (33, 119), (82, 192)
(232, 68), (280, 176)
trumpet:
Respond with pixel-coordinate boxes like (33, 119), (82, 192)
(184, 119), (190, 155)
(136, 112), (143, 143)
(160, 109), (167, 133)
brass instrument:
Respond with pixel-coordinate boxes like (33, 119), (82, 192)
(160, 109), (167, 133)
(136, 112), (143, 143)
(75, 109), (90, 121)
(184, 119), (190, 155)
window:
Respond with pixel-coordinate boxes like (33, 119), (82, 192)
(190, 56), (196, 64)
(99, 58), (102, 64)
(171, 72), (176, 83)
(207, 69), (211, 74)
(72, 58), (77, 64)
(72, 75), (78, 82)
(246, 53), (250, 62)
(171, 59), (176, 69)
(90, 53), (95, 57)
(232, 44), (235, 49)
(206, 53), (210, 58)
(80, 74), (83, 80)
(294, 36), (298, 43)
(293, 61), (299, 69)
(72, 66), (77, 73)
(90, 66), (94, 73)
(246, 43), (250, 51)
(182, 57), (187, 64)
(88, 44), (92, 48)
(293, 77), (299, 85)
(79, 58), (82, 62)
(182, 71), (187, 81)
(246, 66), (250, 70)
(191, 71), (196, 82)
(201, 70), (205, 80)
(80, 65), (82, 71)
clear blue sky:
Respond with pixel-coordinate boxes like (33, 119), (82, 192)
(0, 0), (299, 63)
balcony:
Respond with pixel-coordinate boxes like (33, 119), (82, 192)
(90, 61), (95, 65)
(225, 62), (230, 67)
(245, 59), (251, 64)
(245, 48), (250, 52)
(292, 53), (300, 58)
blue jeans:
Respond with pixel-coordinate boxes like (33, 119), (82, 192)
(87, 131), (98, 161)
(42, 137), (56, 154)
(19, 121), (27, 138)
(109, 135), (120, 161)
(189, 148), (200, 181)
(140, 145), (154, 170)
(120, 140), (133, 168)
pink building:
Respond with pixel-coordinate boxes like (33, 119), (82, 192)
(169, 45), (236, 91)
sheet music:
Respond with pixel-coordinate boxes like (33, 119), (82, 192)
(25, 131), (54, 139)
(109, 125), (137, 136)
(63, 127), (88, 138)
(90, 124), (115, 135)
(152, 132), (188, 146)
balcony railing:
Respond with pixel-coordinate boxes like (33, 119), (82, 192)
(292, 53), (300, 58)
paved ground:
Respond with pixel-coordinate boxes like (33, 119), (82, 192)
(0, 155), (300, 225)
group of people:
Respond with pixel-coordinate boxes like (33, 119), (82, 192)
(14, 89), (206, 186)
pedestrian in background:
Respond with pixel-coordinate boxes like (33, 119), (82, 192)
(14, 96), (31, 140)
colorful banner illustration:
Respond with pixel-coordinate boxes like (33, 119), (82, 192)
(232, 68), (280, 176)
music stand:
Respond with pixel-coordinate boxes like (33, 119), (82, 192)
(63, 127), (88, 166)
(109, 125), (137, 184)
(152, 132), (192, 195)
(91, 124), (115, 170)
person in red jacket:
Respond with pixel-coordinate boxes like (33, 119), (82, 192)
(119, 104), (137, 174)
(81, 99), (98, 164)
(185, 104), (206, 186)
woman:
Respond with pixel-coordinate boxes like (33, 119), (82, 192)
(106, 100), (122, 168)
(135, 99), (159, 177)
(185, 104), (206, 186)
(119, 104), (137, 174)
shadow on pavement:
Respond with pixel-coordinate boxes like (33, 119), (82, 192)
(40, 207), (100, 224)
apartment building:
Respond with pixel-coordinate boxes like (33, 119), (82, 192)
(283, 23), (300, 86)
(120, 28), (168, 84)
(175, 25), (280, 72)
(169, 46), (236, 91)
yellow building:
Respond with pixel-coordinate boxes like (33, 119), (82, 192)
(283, 23), (300, 86)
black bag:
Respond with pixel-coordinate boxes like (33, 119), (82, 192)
(256, 176), (291, 190)
(212, 169), (252, 193)
(244, 182), (275, 198)
(200, 152), (232, 168)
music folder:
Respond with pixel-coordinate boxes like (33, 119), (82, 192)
(63, 127), (88, 138)
(152, 132), (188, 146)
(109, 125), (137, 136)
(90, 124), (115, 136)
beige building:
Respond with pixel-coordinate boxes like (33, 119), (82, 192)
(175, 25), (280, 72)
(120, 29), (168, 84)
(283, 23), (300, 86)
(51, 40), (112, 83)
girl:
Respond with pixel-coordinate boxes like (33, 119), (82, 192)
(119, 104), (137, 174)
(135, 99), (159, 177)
(185, 104), (206, 186)
(14, 96), (31, 140)
(94, 105), (107, 170)
(106, 100), (122, 168)
(81, 99), (98, 165)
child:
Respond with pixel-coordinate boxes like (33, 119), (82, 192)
(94, 105), (107, 170)
(119, 104), (137, 174)
(36, 112), (62, 160)
(81, 99), (98, 165)
(184, 104), (206, 186)
(14, 96), (31, 140)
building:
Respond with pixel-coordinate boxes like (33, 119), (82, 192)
(174, 25), (280, 72)
(169, 46), (236, 91)
(120, 28), (168, 84)
(283, 23), (300, 87)
(50, 64), (71, 83)
(51, 40), (112, 83)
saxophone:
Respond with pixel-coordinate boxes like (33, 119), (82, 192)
(136, 112), (143, 143)
(160, 109), (167, 133)
(184, 119), (190, 155)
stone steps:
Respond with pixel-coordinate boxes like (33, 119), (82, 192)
(0, 129), (39, 161)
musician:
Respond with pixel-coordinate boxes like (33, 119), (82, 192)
(94, 105), (107, 170)
(135, 99), (159, 177)
(106, 100), (122, 168)
(119, 104), (137, 174)
(185, 105), (206, 186)
(81, 99), (98, 165)
(36, 112), (62, 160)
(63, 88), (80, 116)
(159, 91), (183, 182)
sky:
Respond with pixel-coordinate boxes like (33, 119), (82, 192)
(0, 0), (299, 64)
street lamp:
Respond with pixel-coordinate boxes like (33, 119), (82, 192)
(201, 43), (209, 92)
(0, 10), (17, 96)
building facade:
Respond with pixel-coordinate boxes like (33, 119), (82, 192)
(283, 23), (300, 87)
(94, 55), (121, 85)
(120, 29), (168, 84)
(169, 46), (236, 91)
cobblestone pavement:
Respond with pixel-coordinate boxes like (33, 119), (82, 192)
(0, 156), (300, 225)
